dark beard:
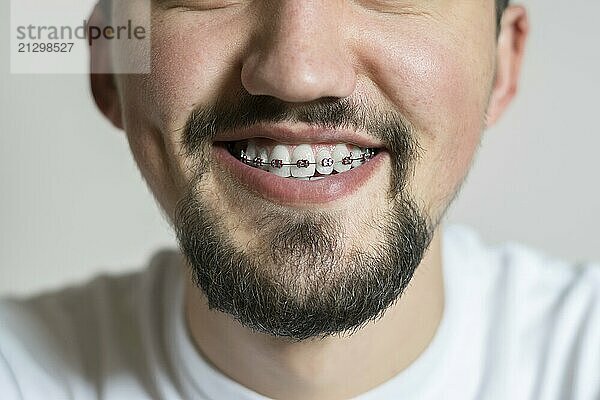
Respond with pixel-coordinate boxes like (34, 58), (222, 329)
(173, 92), (434, 340)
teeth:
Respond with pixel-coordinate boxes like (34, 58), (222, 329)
(290, 144), (316, 178)
(257, 147), (269, 170)
(269, 145), (291, 177)
(233, 140), (378, 179)
(332, 144), (352, 173)
(349, 145), (363, 168)
(316, 149), (334, 175)
(246, 141), (257, 163)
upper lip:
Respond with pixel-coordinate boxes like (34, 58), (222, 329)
(213, 123), (386, 149)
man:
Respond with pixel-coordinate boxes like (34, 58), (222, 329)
(1, 0), (599, 398)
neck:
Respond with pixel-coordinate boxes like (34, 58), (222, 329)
(184, 226), (445, 400)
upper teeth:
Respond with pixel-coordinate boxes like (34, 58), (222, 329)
(291, 144), (315, 178)
(230, 139), (377, 179)
(270, 145), (291, 177)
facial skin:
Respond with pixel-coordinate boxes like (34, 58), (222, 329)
(90, 0), (528, 398)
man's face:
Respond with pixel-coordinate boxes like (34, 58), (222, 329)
(109, 0), (498, 339)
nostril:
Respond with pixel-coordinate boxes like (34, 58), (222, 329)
(240, 44), (356, 102)
(240, 53), (266, 96)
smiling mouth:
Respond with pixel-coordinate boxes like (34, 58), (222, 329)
(222, 138), (382, 181)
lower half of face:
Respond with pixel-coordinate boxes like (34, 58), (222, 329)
(173, 141), (433, 339)
(116, 0), (496, 339)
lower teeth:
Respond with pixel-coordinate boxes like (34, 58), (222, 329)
(225, 141), (378, 179)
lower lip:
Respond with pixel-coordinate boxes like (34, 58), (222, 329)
(212, 143), (389, 205)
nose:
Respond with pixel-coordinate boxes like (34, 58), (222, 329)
(241, 1), (356, 103)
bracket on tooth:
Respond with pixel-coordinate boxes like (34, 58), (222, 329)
(321, 158), (334, 167)
(363, 149), (374, 161)
(296, 159), (311, 168)
(236, 149), (376, 168)
(253, 157), (265, 166)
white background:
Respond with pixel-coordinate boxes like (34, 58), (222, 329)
(1, 0), (599, 296)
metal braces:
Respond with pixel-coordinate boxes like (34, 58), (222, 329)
(238, 149), (376, 169)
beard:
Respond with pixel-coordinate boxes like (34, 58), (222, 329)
(173, 91), (434, 340)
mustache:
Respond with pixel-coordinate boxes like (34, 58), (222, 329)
(180, 90), (422, 195)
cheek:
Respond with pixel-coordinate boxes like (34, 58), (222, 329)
(373, 35), (489, 136)
(115, 14), (251, 211)
(404, 44), (485, 192)
(146, 19), (231, 128)
(143, 8), (258, 132)
(358, 27), (493, 211)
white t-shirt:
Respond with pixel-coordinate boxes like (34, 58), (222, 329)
(1, 225), (599, 400)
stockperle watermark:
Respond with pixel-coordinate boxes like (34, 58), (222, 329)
(10, 0), (151, 74)
(16, 20), (147, 47)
